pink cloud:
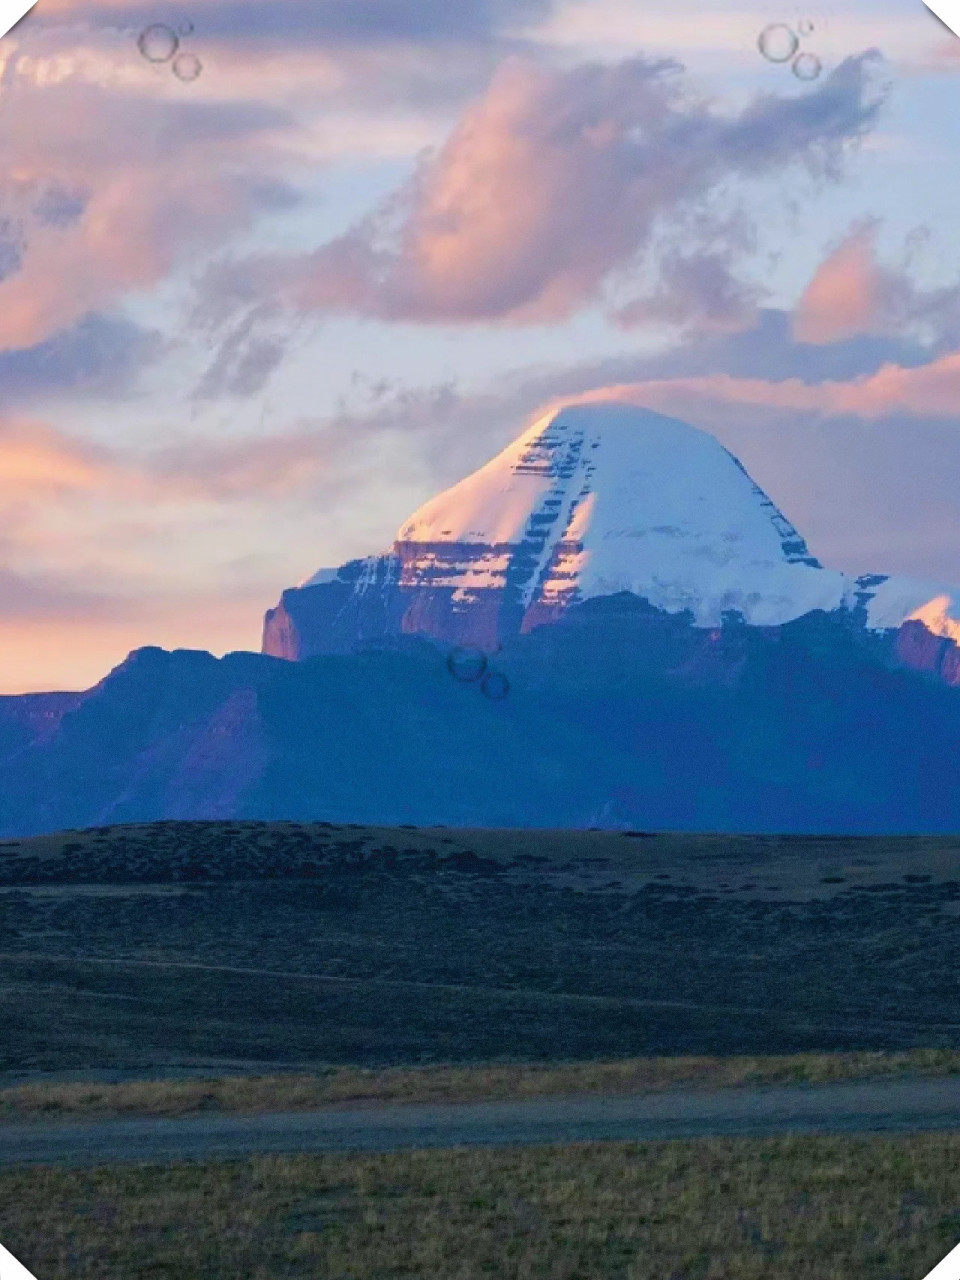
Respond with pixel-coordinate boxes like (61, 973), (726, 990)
(794, 220), (886, 344)
(0, 414), (347, 506)
(0, 417), (131, 493)
(0, 58), (293, 351)
(544, 348), (960, 424)
(290, 51), (885, 325)
(793, 221), (960, 348)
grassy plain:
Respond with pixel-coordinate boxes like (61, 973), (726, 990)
(3, 1134), (960, 1279)
(2, 820), (960, 1080)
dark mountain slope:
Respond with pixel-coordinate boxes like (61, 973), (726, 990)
(2, 598), (959, 837)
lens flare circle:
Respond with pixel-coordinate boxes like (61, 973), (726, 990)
(172, 52), (203, 81)
(757, 23), (799, 63)
(792, 51), (822, 80)
(447, 647), (487, 684)
(137, 23), (179, 63)
(481, 672), (510, 701)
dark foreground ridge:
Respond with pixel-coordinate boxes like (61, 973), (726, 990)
(3, 595), (960, 836)
(5, 1078), (960, 1167)
(3, 821), (960, 1076)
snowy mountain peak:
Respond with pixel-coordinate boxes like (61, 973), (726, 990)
(264, 398), (960, 659)
(395, 401), (840, 628)
(399, 402), (816, 556)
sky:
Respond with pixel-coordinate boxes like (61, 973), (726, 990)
(1, 0), (960, 692)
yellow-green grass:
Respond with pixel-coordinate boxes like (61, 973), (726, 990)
(3, 1133), (960, 1278)
(5, 1049), (960, 1124)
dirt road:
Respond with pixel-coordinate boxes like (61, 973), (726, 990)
(3, 1077), (960, 1167)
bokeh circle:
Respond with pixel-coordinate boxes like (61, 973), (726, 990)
(447, 647), (487, 684)
(173, 52), (203, 81)
(481, 671), (510, 701)
(757, 23), (799, 63)
(792, 51), (822, 81)
(137, 23), (179, 63)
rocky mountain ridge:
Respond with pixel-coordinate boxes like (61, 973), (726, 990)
(4, 594), (960, 837)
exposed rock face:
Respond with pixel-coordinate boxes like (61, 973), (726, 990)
(263, 400), (960, 685)
(896, 619), (960, 687)
(942, 644), (960, 687)
(896, 619), (951, 678)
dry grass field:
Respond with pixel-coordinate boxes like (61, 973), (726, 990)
(3, 1133), (960, 1278)
(4, 1049), (960, 1124)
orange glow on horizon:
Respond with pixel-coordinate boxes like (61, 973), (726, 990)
(0, 603), (265, 695)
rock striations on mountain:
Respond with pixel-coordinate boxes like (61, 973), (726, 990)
(262, 401), (960, 676)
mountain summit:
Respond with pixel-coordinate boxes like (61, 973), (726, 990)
(263, 400), (960, 667)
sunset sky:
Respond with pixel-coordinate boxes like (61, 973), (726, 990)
(1, 0), (959, 692)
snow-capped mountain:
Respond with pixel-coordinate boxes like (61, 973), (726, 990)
(262, 400), (960, 669)
(8, 400), (960, 839)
